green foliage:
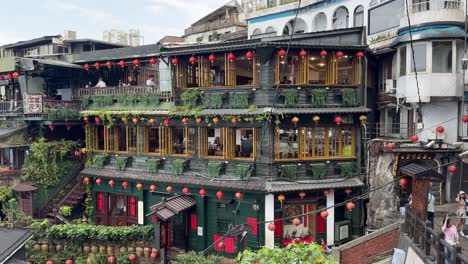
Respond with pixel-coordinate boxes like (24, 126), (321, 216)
(44, 108), (80, 121)
(140, 93), (160, 106)
(181, 88), (202, 109)
(117, 94), (139, 106)
(337, 162), (354, 177)
(2, 198), (33, 227)
(30, 219), (50, 240)
(84, 184), (94, 220)
(341, 89), (357, 106)
(233, 92), (250, 108)
(283, 89), (298, 106)
(114, 156), (128, 171)
(115, 254), (132, 264)
(311, 89), (327, 106)
(280, 164), (298, 180)
(205, 93), (224, 109)
(248, 104), (257, 112)
(237, 243), (337, 264)
(82, 95), (91, 108)
(171, 159), (186, 176)
(172, 251), (222, 264)
(92, 153), (109, 169)
(310, 163), (327, 180)
(236, 164), (252, 180)
(22, 138), (78, 189)
(93, 95), (114, 107)
(59, 206), (72, 217)
(0, 121), (8, 128)
(0, 186), (13, 202)
(207, 161), (224, 178)
(146, 158), (161, 174)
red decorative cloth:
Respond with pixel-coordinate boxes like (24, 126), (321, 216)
(247, 218), (258, 235)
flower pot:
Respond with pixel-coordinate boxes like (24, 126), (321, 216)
(120, 246), (127, 254)
(33, 244), (41, 252)
(41, 243), (49, 253)
(136, 247), (144, 257)
(144, 247), (151, 258)
(107, 245), (114, 256)
(127, 246), (135, 253)
(90, 245), (98, 253)
(99, 245), (106, 255)
(55, 244), (63, 252)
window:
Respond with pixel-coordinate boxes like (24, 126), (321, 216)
(308, 51), (327, 84)
(95, 126), (105, 151)
(234, 128), (255, 159)
(116, 126), (127, 152)
(353, 6), (364, 27)
(252, 29), (262, 35)
(313, 13), (327, 31)
(207, 127), (224, 158)
(399, 46), (407, 76)
(265, 26), (276, 33)
(283, 18), (307, 35)
(368, 0), (403, 34)
(337, 56), (354, 85)
(332, 6), (349, 30)
(410, 43), (427, 72)
(275, 129), (299, 159)
(146, 127), (161, 153)
(432, 41), (452, 73)
(170, 127), (195, 156)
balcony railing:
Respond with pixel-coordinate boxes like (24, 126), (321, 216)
(364, 123), (412, 139)
(0, 101), (23, 113)
(184, 16), (244, 36)
(44, 99), (81, 111)
(78, 85), (173, 102)
(404, 0), (462, 14)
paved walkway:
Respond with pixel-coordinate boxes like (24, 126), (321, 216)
(434, 203), (468, 257)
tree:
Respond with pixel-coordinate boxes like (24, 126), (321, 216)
(237, 243), (337, 264)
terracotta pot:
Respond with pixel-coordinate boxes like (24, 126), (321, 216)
(90, 245), (98, 253)
(33, 244), (41, 252)
(136, 246), (144, 257)
(107, 245), (114, 256)
(127, 246), (135, 253)
(151, 248), (158, 253)
(120, 246), (127, 253)
(87, 257), (93, 264)
(55, 244), (63, 252)
(99, 245), (106, 255)
(144, 247), (151, 258)
(41, 243), (49, 253)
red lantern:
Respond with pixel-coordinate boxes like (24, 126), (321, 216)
(278, 49), (286, 57)
(292, 218), (301, 226)
(235, 192), (243, 200)
(106, 61), (113, 69)
(323, 190), (330, 196)
(171, 58), (179, 65)
(108, 180), (115, 187)
(118, 60), (126, 68)
(107, 256), (116, 263)
(463, 115), (468, 123)
(334, 116), (343, 125)
(267, 223), (276, 231)
(356, 51), (364, 58)
(336, 51), (344, 58)
(128, 253), (137, 261)
(66, 259), (74, 264)
(299, 49), (307, 58)
(320, 210), (329, 219)
(84, 64), (90, 71)
(95, 178), (102, 185)
(48, 124), (56, 131)
(345, 188), (352, 195)
(166, 186), (173, 192)
(448, 165), (457, 173)
(246, 51), (254, 60)
(66, 124), (72, 131)
(133, 59), (140, 67)
(436, 126), (444, 133)
(94, 62), (101, 69)
(199, 189), (207, 197)
(410, 135), (419, 143)
(208, 54), (216, 63)
(12, 72), (20, 79)
(346, 201), (355, 211)
(216, 191), (224, 199)
(291, 116), (299, 125)
(182, 117), (189, 124)
(122, 181), (129, 188)
(83, 177), (91, 184)
(136, 183), (143, 190)
(151, 251), (158, 258)
(95, 117), (102, 124)
(386, 143), (395, 150)
(399, 178), (408, 187)
(212, 117), (220, 124)
(182, 187), (190, 194)
(189, 56), (197, 64)
(163, 119), (170, 126)
(228, 52), (236, 61)
(196, 117), (202, 124)
(149, 58), (157, 65)
(231, 117), (239, 124)
(150, 184), (157, 191)
(299, 191), (306, 199)
(320, 50), (328, 57)
(46, 261), (54, 264)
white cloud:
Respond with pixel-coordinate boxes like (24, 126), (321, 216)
(48, 0), (123, 26)
(146, 0), (222, 23)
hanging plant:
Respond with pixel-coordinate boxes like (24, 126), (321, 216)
(341, 89), (357, 106)
(205, 93), (224, 109)
(93, 153), (109, 169)
(207, 161), (224, 178)
(233, 92), (250, 108)
(337, 162), (354, 177)
(236, 164), (253, 180)
(280, 164), (298, 180)
(114, 156), (128, 171)
(171, 159), (186, 176)
(283, 89), (298, 106)
(146, 158), (161, 174)
(310, 89), (327, 106)
(310, 163), (327, 180)
(181, 88), (202, 109)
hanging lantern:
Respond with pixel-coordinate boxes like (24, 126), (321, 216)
(83, 116), (89, 122)
(171, 58), (179, 65)
(463, 115), (468, 123)
(235, 192), (243, 200)
(132, 117), (139, 124)
(149, 58), (157, 65)
(313, 115), (320, 125)
(448, 165), (457, 173)
(345, 188), (352, 195)
(48, 124), (56, 131)
(12, 72), (20, 79)
(106, 61), (113, 69)
(83, 177), (91, 184)
(292, 218), (301, 226)
(212, 117), (220, 124)
(359, 115), (367, 124)
(118, 60), (126, 68)
(355, 51), (364, 58)
(410, 135), (419, 143)
(150, 184), (157, 192)
(320, 210), (329, 219)
(299, 49), (307, 58)
(150, 252), (158, 259)
(195, 117), (202, 124)
(95, 117), (102, 124)
(108, 180), (115, 187)
(136, 183), (143, 190)
(149, 118), (156, 125)
(6, 73), (13, 80)
(399, 178), (408, 187)
(94, 62), (101, 70)
(46, 261), (54, 264)
(278, 194), (285, 207)
(278, 49), (286, 57)
(346, 201), (355, 211)
(107, 256), (116, 263)
(436, 126), (444, 133)
(65, 124), (72, 131)
(95, 178), (102, 185)
(121, 116), (128, 123)
(128, 254), (137, 261)
(323, 189), (330, 196)
(334, 116), (343, 125)
(84, 64), (91, 71)
(133, 59), (140, 67)
(291, 116), (299, 125)
(228, 52), (236, 61)
(166, 186), (173, 192)
(267, 223), (276, 231)
(122, 181), (129, 188)
(182, 117), (189, 124)
(246, 51), (254, 60)
(199, 189), (207, 197)
(336, 51), (344, 58)
(182, 187), (190, 194)
(163, 119), (170, 126)
(299, 191), (306, 199)
(231, 117), (239, 124)
(189, 56), (197, 64)
(320, 50), (328, 57)
(208, 54), (216, 63)
(216, 191), (224, 199)
(66, 260), (74, 264)
(386, 142), (395, 150)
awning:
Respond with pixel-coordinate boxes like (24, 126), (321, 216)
(18, 57), (83, 70)
(0, 128), (27, 149)
(400, 163), (443, 180)
(266, 177), (364, 192)
(147, 195), (196, 221)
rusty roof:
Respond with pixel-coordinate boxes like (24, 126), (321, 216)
(147, 195), (196, 221)
(12, 183), (37, 192)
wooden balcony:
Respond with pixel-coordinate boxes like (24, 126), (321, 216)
(23, 94), (82, 120)
(0, 101), (23, 116)
(77, 86), (173, 102)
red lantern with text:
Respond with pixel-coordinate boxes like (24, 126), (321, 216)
(464, 115), (468, 123)
(246, 51), (254, 60)
(133, 59), (140, 67)
(291, 116), (299, 125)
(399, 178), (408, 187)
(228, 52), (236, 61)
(149, 58), (157, 65)
(292, 218), (301, 226)
(323, 189), (330, 196)
(128, 253), (137, 261)
(164, 119), (170, 126)
(235, 192), (243, 200)
(65, 124), (72, 131)
(386, 143), (395, 150)
(95, 178), (102, 185)
(12, 72), (20, 79)
(118, 60), (126, 68)
(345, 188), (352, 195)
(346, 201), (355, 211)
(182, 187), (190, 194)
(109, 180), (115, 187)
(136, 183), (143, 190)
(436, 126), (444, 133)
(171, 58), (179, 65)
(356, 51), (364, 58)
(189, 56), (197, 64)
(199, 189), (207, 197)
(166, 186), (173, 192)
(150, 184), (157, 192)
(299, 191), (306, 199)
(94, 62), (101, 70)
(84, 177), (91, 184)
(334, 116), (343, 125)
(410, 135), (419, 142)
(122, 181), (129, 188)
(106, 61), (113, 69)
(48, 124), (56, 131)
(320, 50), (327, 57)
(320, 210), (329, 219)
(84, 64), (90, 71)
(336, 51), (344, 58)
(448, 165), (457, 173)
(216, 191), (224, 199)
(268, 223), (276, 231)
(107, 256), (116, 263)
(209, 54), (216, 63)
(299, 49), (307, 58)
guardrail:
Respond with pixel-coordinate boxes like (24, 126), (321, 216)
(78, 85), (173, 102)
(43, 99), (81, 111)
(0, 101), (23, 113)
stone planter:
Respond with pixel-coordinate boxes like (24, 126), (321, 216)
(120, 246), (127, 254)
(127, 246), (135, 253)
(55, 244), (63, 252)
(99, 245), (106, 255)
(144, 247), (151, 258)
(91, 245), (98, 253)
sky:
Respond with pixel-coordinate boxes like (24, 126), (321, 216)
(0, 0), (223, 46)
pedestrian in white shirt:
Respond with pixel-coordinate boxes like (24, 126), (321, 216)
(95, 77), (107, 88)
(427, 192), (435, 229)
(146, 75), (155, 86)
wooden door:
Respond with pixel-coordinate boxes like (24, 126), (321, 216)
(307, 204), (317, 240)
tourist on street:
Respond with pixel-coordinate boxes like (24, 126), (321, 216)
(399, 190), (410, 219)
(455, 191), (467, 237)
(146, 75), (156, 86)
(442, 215), (459, 264)
(427, 192), (435, 229)
(95, 77), (107, 88)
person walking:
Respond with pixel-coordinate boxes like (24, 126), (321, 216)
(455, 191), (467, 237)
(442, 215), (459, 264)
(427, 192), (435, 229)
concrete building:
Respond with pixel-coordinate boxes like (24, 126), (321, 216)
(129, 29), (141, 46)
(103, 29), (129, 45)
(63, 30), (77, 40)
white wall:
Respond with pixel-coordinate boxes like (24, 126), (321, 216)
(418, 101), (459, 143)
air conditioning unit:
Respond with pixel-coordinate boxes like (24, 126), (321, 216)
(334, 220), (351, 245)
(385, 79), (395, 94)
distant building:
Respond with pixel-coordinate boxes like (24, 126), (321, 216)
(128, 29), (141, 47)
(103, 29), (128, 45)
(158, 35), (185, 46)
(63, 30), (77, 40)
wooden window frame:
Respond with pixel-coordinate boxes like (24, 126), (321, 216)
(199, 127), (259, 160)
(169, 127), (194, 157)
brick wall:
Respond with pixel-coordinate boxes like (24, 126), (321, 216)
(332, 222), (400, 264)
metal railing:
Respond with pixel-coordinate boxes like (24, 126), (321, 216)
(43, 99), (81, 111)
(364, 122), (412, 139)
(78, 85), (173, 102)
(0, 101), (23, 113)
(404, 0), (462, 14)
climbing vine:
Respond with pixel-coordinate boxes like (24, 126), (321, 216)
(45, 108), (80, 121)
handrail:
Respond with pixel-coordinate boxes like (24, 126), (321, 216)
(56, 179), (85, 210)
(77, 85), (173, 102)
(0, 100), (23, 113)
(43, 99), (81, 111)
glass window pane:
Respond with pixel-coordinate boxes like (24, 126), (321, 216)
(235, 128), (254, 158)
(308, 51), (327, 84)
(341, 128), (353, 157)
(275, 129), (298, 159)
(432, 42), (452, 73)
(117, 126), (127, 152)
(411, 44), (427, 72)
(399, 47), (407, 76)
(207, 128), (223, 157)
(148, 127), (160, 153)
(328, 128), (339, 157)
(304, 127), (326, 158)
(368, 0), (402, 34)
(96, 126), (105, 150)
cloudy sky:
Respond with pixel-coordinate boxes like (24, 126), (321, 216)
(0, 0), (223, 46)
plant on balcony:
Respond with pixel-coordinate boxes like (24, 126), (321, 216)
(146, 158), (161, 174)
(171, 159), (187, 176)
(205, 93), (224, 109)
(45, 108), (80, 121)
(337, 162), (354, 177)
(237, 164), (253, 180)
(341, 89), (356, 106)
(141, 93), (160, 106)
(118, 94), (139, 106)
(93, 95), (114, 107)
(233, 92), (250, 108)
(207, 161), (224, 178)
(92, 153), (109, 169)
(310, 89), (327, 106)
(181, 88), (202, 109)
(59, 205), (72, 217)
(283, 89), (298, 106)
(310, 163), (327, 180)
(280, 164), (298, 180)
(82, 95), (91, 108)
(114, 156), (129, 171)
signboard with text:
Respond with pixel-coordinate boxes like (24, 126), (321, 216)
(23, 94), (43, 114)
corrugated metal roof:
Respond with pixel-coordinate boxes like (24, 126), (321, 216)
(72, 44), (160, 63)
(266, 177), (364, 192)
(272, 106), (371, 114)
(147, 195), (196, 221)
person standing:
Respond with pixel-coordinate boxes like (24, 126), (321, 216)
(442, 215), (459, 264)
(95, 77), (106, 88)
(399, 190), (410, 219)
(455, 191), (467, 237)
(427, 192), (435, 229)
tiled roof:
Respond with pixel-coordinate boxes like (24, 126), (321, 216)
(147, 195), (196, 221)
(272, 106), (371, 114)
(0, 228), (32, 263)
(265, 177), (364, 192)
(72, 44), (160, 63)
(400, 163), (442, 179)
(12, 183), (37, 192)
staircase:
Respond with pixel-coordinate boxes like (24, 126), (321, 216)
(47, 180), (87, 223)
